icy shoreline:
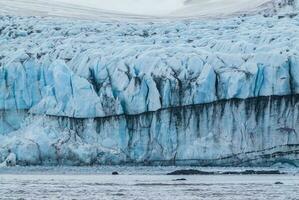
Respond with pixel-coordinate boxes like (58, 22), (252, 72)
(0, 166), (298, 175)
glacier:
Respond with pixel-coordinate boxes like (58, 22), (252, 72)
(1, 0), (299, 166)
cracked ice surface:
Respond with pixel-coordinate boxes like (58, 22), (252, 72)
(1, 2), (299, 165)
(1, 12), (299, 119)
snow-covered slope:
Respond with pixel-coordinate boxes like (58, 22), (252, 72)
(1, 1), (299, 166)
(174, 0), (271, 16)
(0, 0), (287, 19)
(56, 0), (184, 16)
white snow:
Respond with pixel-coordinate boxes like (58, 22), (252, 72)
(173, 0), (271, 17)
(57, 0), (184, 16)
(0, 0), (275, 19)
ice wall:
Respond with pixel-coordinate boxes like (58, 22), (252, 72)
(1, 6), (299, 166)
(1, 95), (299, 166)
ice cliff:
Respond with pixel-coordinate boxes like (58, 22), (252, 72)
(1, 1), (299, 166)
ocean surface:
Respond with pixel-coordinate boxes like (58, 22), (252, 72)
(0, 166), (298, 200)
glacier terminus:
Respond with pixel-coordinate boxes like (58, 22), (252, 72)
(1, 0), (299, 167)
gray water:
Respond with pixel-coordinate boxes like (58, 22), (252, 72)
(0, 167), (298, 200)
